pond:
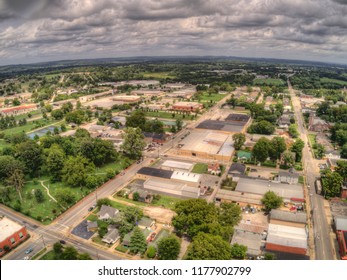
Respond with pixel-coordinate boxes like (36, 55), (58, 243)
(27, 126), (57, 139)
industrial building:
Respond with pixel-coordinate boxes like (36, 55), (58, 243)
(270, 210), (307, 228)
(176, 130), (235, 161)
(231, 230), (266, 257)
(161, 160), (194, 172)
(144, 178), (200, 199)
(172, 101), (203, 112)
(265, 224), (308, 256)
(196, 113), (250, 133)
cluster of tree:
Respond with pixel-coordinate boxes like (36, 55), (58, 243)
(126, 110), (164, 134)
(261, 191), (283, 212)
(247, 120), (275, 135)
(252, 137), (287, 163)
(171, 199), (243, 259)
(330, 123), (347, 157)
(316, 102), (347, 123)
(321, 161), (347, 198)
(51, 242), (92, 260)
(0, 116), (27, 130)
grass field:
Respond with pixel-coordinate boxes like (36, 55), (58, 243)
(2, 118), (62, 136)
(320, 77), (347, 86)
(40, 250), (56, 260)
(253, 78), (285, 86)
(192, 163), (208, 174)
(308, 134), (317, 147)
(142, 72), (176, 79)
(95, 156), (134, 174)
(199, 92), (226, 103)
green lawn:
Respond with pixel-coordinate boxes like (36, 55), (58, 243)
(253, 78), (285, 86)
(2, 118), (62, 136)
(0, 139), (11, 151)
(308, 134), (317, 147)
(192, 163), (208, 174)
(40, 250), (56, 260)
(115, 244), (128, 253)
(95, 156), (134, 174)
(320, 77), (347, 86)
(198, 92), (226, 103)
(92, 236), (111, 248)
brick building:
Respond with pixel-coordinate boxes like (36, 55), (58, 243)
(0, 216), (29, 257)
(172, 101), (203, 112)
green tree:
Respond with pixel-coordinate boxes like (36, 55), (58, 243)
(65, 110), (85, 125)
(0, 155), (25, 180)
(323, 170), (343, 199)
(335, 160), (347, 181)
(6, 169), (25, 202)
(157, 235), (181, 260)
(282, 150), (295, 167)
(126, 110), (146, 131)
(176, 118), (183, 131)
(34, 189), (45, 203)
(261, 191), (283, 212)
(96, 198), (113, 208)
(341, 144), (347, 159)
(129, 227), (147, 254)
(252, 137), (270, 163)
(61, 246), (78, 260)
(61, 156), (95, 187)
(98, 224), (108, 238)
(218, 202), (242, 227)
(46, 145), (66, 182)
(51, 109), (64, 120)
(247, 120), (275, 135)
(146, 246), (157, 259)
(121, 127), (146, 159)
(186, 233), (231, 260)
(55, 188), (76, 207)
(264, 252), (276, 260)
(269, 137), (286, 160)
(291, 139), (305, 162)
(288, 124), (299, 138)
(232, 133), (246, 150)
(53, 242), (63, 255)
(123, 206), (143, 224)
(172, 199), (219, 238)
(315, 144), (325, 159)
(16, 140), (43, 176)
(230, 243), (247, 260)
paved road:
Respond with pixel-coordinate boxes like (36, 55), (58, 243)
(0, 205), (122, 260)
(288, 81), (334, 260)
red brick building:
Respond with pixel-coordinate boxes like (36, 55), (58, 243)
(337, 231), (347, 260)
(0, 104), (37, 117)
(0, 216), (28, 257)
(172, 102), (203, 112)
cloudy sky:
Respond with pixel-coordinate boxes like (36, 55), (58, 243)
(1, 0), (347, 66)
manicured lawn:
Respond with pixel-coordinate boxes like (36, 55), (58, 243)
(198, 92), (226, 103)
(86, 213), (98, 222)
(308, 134), (317, 147)
(2, 118), (62, 136)
(192, 163), (208, 174)
(109, 199), (135, 211)
(115, 244), (128, 253)
(253, 78), (285, 86)
(95, 156), (134, 174)
(92, 236), (111, 248)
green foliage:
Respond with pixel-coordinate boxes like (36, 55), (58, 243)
(247, 120), (275, 135)
(269, 137), (286, 160)
(15, 140), (43, 176)
(186, 233), (231, 260)
(0, 155), (25, 180)
(336, 160), (347, 180)
(261, 191), (283, 212)
(96, 198), (113, 208)
(65, 109), (86, 125)
(123, 206), (143, 224)
(218, 202), (242, 227)
(252, 137), (270, 163)
(53, 242), (63, 255)
(46, 144), (66, 182)
(121, 127), (146, 159)
(232, 133), (246, 150)
(291, 139), (305, 162)
(126, 110), (147, 130)
(230, 243), (247, 260)
(75, 128), (90, 138)
(157, 235), (181, 260)
(98, 224), (108, 238)
(288, 124), (299, 138)
(282, 150), (295, 167)
(264, 252), (276, 260)
(132, 192), (140, 201)
(322, 170), (343, 199)
(34, 189), (45, 203)
(129, 227), (147, 254)
(146, 246), (157, 259)
(55, 188), (76, 207)
(61, 155), (95, 187)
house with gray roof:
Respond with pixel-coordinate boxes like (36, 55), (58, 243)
(334, 216), (347, 231)
(137, 217), (155, 230)
(87, 221), (98, 232)
(98, 205), (120, 221)
(102, 226), (120, 244)
(270, 209), (307, 228)
(228, 163), (246, 177)
(277, 171), (299, 184)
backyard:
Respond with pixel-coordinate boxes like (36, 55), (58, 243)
(191, 163), (208, 174)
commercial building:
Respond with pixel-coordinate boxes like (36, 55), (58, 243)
(176, 130), (235, 161)
(0, 216), (28, 256)
(231, 230), (265, 257)
(111, 95), (141, 103)
(196, 114), (250, 134)
(215, 189), (263, 207)
(144, 177), (200, 199)
(276, 171), (299, 184)
(172, 101), (203, 112)
(161, 160), (194, 172)
(270, 210), (307, 228)
(265, 224), (308, 255)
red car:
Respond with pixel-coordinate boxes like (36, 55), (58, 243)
(147, 232), (157, 242)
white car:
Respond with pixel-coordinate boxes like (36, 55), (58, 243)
(23, 256), (29, 260)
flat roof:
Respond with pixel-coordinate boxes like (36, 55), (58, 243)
(196, 120), (244, 133)
(231, 230), (264, 256)
(179, 130), (234, 156)
(267, 223), (307, 249)
(216, 189), (262, 205)
(335, 216), (347, 231)
(236, 177), (304, 201)
(270, 209), (307, 224)
(0, 217), (23, 241)
(138, 167), (173, 179)
(225, 113), (250, 123)
(144, 178), (199, 198)
(162, 160), (194, 171)
(171, 171), (201, 183)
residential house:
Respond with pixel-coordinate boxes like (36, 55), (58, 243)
(137, 217), (155, 230)
(277, 171), (299, 184)
(308, 114), (330, 132)
(102, 226), (120, 244)
(228, 163), (246, 177)
(208, 163), (221, 175)
(237, 151), (252, 162)
(278, 114), (293, 129)
(87, 221), (98, 232)
(97, 205), (120, 221)
(134, 189), (153, 203)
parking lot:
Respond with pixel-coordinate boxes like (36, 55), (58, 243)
(71, 220), (95, 240)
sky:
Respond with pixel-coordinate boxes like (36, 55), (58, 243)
(0, 0), (347, 66)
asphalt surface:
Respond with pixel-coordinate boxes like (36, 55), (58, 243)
(289, 81), (335, 260)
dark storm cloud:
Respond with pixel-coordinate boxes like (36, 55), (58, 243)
(331, 0), (347, 4)
(0, 0), (346, 65)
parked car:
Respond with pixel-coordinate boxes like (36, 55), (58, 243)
(25, 247), (33, 254)
(59, 240), (66, 244)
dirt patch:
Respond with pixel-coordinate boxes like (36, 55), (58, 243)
(143, 206), (176, 224)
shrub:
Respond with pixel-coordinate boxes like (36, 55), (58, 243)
(146, 246), (157, 259)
